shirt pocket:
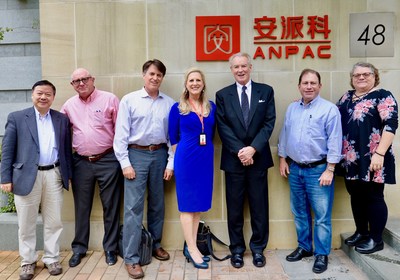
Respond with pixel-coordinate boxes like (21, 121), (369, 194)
(93, 110), (105, 128)
(307, 116), (326, 140)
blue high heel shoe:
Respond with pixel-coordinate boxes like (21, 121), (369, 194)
(183, 246), (209, 269)
(183, 243), (210, 262)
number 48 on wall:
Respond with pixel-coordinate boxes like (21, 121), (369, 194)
(358, 24), (386, 46)
(350, 12), (394, 57)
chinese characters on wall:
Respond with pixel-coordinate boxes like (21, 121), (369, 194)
(253, 15), (331, 59)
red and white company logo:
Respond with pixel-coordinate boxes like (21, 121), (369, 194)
(196, 16), (240, 61)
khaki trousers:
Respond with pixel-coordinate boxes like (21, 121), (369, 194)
(14, 167), (63, 266)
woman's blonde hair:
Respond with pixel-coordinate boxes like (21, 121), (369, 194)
(178, 68), (211, 116)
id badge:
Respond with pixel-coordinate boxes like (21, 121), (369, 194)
(199, 133), (206, 146)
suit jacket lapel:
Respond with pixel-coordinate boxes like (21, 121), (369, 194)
(248, 83), (261, 125)
(26, 107), (39, 148)
(228, 84), (247, 129)
(50, 109), (61, 149)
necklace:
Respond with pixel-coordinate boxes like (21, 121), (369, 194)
(351, 87), (377, 102)
(352, 92), (368, 101)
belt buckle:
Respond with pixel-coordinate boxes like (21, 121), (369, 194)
(149, 145), (156, 151)
(88, 156), (97, 162)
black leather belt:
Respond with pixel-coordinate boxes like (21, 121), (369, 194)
(128, 144), (166, 151)
(78, 147), (113, 162)
(38, 162), (60, 171)
(294, 158), (327, 168)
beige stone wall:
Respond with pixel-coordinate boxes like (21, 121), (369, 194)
(39, 0), (400, 250)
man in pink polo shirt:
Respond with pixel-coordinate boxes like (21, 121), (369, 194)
(61, 68), (122, 267)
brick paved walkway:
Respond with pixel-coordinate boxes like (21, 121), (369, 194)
(0, 249), (368, 279)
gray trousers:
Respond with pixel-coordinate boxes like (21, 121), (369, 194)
(123, 146), (167, 264)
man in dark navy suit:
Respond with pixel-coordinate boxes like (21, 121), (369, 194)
(216, 52), (276, 269)
(1, 80), (72, 280)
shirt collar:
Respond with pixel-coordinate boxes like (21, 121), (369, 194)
(236, 80), (251, 91)
(34, 107), (51, 120)
(300, 94), (321, 107)
(140, 86), (165, 99)
(79, 88), (98, 102)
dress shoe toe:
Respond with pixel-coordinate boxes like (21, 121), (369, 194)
(69, 253), (86, 267)
(355, 238), (384, 254)
(105, 251), (117, 265)
(153, 247), (170, 261)
(345, 232), (369, 246)
(230, 253), (244, 268)
(312, 255), (328, 274)
(125, 263), (144, 279)
(252, 253), (266, 267)
(286, 247), (313, 262)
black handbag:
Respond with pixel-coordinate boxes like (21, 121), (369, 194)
(185, 220), (231, 261)
(118, 224), (153, 266)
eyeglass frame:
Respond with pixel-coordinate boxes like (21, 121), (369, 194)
(352, 72), (374, 79)
(70, 76), (92, 86)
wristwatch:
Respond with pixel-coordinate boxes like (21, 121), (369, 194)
(326, 166), (335, 172)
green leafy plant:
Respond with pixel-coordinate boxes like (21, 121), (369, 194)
(0, 146), (16, 213)
(0, 192), (16, 213)
(0, 27), (16, 213)
(0, 27), (12, 41)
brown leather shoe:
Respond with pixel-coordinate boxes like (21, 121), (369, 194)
(152, 247), (170, 261)
(125, 263), (144, 279)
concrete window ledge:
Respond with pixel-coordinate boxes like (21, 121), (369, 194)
(0, 213), (43, 250)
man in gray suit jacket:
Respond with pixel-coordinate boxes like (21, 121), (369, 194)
(1, 80), (72, 280)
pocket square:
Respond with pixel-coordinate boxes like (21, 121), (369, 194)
(258, 99), (265, 103)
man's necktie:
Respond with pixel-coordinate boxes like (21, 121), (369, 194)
(241, 86), (249, 128)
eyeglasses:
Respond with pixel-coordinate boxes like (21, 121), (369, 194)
(71, 76), (92, 86)
(352, 72), (374, 79)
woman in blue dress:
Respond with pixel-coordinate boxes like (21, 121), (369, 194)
(169, 68), (216, 269)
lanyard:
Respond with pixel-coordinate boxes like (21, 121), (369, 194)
(189, 98), (204, 132)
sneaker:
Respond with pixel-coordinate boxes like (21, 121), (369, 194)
(45, 261), (63, 276)
(20, 263), (36, 280)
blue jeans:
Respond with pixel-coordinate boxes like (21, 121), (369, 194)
(288, 163), (334, 256)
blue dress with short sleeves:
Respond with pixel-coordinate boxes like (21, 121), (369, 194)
(168, 101), (216, 212)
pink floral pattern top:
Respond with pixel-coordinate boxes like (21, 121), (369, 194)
(337, 89), (398, 184)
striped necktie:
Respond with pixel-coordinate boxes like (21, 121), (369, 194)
(241, 85), (249, 128)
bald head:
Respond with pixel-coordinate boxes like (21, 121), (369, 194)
(70, 68), (96, 100)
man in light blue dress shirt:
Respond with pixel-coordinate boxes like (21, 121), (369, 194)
(278, 69), (342, 274)
(114, 59), (174, 279)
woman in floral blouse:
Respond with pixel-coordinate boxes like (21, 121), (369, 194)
(337, 62), (398, 255)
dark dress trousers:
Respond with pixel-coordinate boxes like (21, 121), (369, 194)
(216, 81), (275, 254)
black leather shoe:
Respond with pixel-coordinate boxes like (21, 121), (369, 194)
(312, 255), (328, 274)
(355, 238), (384, 254)
(69, 253), (86, 267)
(105, 251), (117, 266)
(345, 232), (369, 246)
(230, 253), (244, 268)
(286, 247), (313, 262)
(252, 253), (266, 267)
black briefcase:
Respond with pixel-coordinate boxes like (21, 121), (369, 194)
(118, 224), (153, 266)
